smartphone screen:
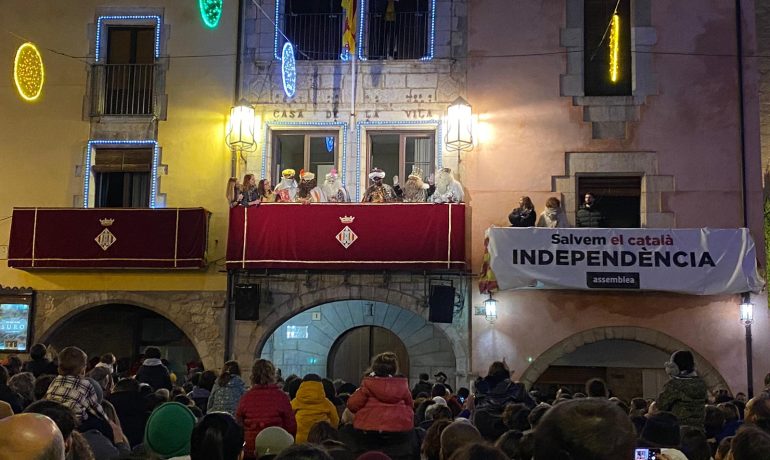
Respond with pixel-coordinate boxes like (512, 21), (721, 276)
(634, 448), (661, 460)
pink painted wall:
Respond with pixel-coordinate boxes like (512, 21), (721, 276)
(465, 0), (768, 394)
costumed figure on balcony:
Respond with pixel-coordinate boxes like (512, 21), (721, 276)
(430, 167), (465, 203)
(297, 170), (326, 203)
(395, 167), (430, 203)
(321, 169), (351, 203)
(274, 168), (298, 203)
(362, 167), (398, 203)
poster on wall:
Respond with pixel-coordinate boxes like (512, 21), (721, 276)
(485, 227), (765, 295)
(0, 289), (34, 352)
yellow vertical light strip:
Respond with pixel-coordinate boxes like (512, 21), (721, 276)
(609, 14), (620, 83)
(31, 208), (38, 267)
(174, 209), (180, 268)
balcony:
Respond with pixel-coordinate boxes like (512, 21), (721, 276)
(89, 63), (163, 117)
(8, 208), (209, 269)
(226, 203), (466, 270)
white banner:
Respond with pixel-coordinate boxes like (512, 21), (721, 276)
(487, 227), (764, 295)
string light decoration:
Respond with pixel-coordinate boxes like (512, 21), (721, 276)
(13, 42), (44, 101)
(609, 13), (620, 83)
(199, 0), (223, 28)
(281, 42), (297, 98)
(96, 16), (161, 62)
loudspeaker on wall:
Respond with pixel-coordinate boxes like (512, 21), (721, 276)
(234, 284), (260, 321)
(428, 285), (455, 323)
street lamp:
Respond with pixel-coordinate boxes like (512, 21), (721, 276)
(446, 96), (474, 152)
(740, 292), (754, 398)
(484, 292), (497, 323)
(226, 99), (257, 176)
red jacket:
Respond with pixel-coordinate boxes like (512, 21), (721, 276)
(347, 376), (414, 432)
(236, 385), (296, 458)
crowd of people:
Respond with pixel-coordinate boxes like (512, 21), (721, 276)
(1, 346), (769, 460)
(226, 167), (465, 206)
(508, 192), (604, 228)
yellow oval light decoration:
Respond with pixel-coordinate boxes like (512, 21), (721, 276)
(14, 42), (45, 101)
(609, 14), (620, 83)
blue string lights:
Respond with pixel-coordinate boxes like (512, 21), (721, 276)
(95, 15), (161, 62)
(281, 42), (297, 98)
(83, 140), (160, 209)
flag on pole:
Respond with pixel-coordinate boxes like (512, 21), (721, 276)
(342, 0), (357, 54)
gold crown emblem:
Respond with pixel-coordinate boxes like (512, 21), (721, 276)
(99, 218), (115, 227)
(339, 216), (355, 224)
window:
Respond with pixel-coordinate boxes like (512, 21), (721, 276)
(578, 175), (641, 228)
(286, 325), (309, 339)
(584, 0), (631, 96)
(365, 0), (432, 60)
(272, 132), (339, 182)
(280, 0), (343, 60)
(368, 132), (435, 186)
(102, 26), (155, 114)
(92, 149), (152, 208)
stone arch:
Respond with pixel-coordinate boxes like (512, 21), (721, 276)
(35, 291), (225, 370)
(519, 326), (729, 392)
(240, 284), (469, 386)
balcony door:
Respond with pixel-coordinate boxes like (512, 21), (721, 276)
(367, 132), (434, 186)
(104, 26), (155, 114)
(93, 149), (151, 208)
(272, 132), (339, 183)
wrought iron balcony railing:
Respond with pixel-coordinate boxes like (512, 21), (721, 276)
(89, 63), (162, 116)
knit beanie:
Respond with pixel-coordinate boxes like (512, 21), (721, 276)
(144, 402), (196, 458)
(671, 350), (695, 373)
(254, 426), (294, 457)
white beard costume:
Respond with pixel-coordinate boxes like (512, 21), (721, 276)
(431, 169), (465, 203)
(321, 176), (350, 202)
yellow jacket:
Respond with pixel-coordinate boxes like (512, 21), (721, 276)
(291, 380), (339, 443)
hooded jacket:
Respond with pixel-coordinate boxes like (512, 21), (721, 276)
(207, 375), (246, 416)
(291, 380), (339, 443)
(236, 384), (296, 459)
(347, 376), (414, 432)
(657, 375), (707, 429)
(134, 358), (172, 391)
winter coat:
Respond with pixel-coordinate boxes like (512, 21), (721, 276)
(236, 384), (296, 459)
(134, 359), (172, 391)
(575, 205), (604, 227)
(187, 387), (210, 414)
(473, 376), (535, 441)
(508, 208), (536, 227)
(657, 375), (707, 429)
(0, 383), (24, 414)
(347, 376), (414, 432)
(291, 380), (340, 443)
(411, 380), (433, 399)
(23, 358), (58, 377)
(207, 375), (246, 416)
(107, 390), (149, 447)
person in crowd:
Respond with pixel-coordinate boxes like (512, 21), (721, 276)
(679, 426), (711, 460)
(254, 426), (295, 459)
(4, 355), (23, 376)
(236, 359), (296, 460)
(274, 444), (332, 460)
(422, 403), (453, 430)
(208, 361), (246, 416)
(395, 167), (431, 202)
(143, 402), (197, 460)
(430, 167), (464, 203)
(501, 403), (530, 432)
(189, 370), (216, 414)
(275, 169), (299, 203)
(439, 420), (482, 460)
(657, 350), (707, 430)
(495, 429), (524, 460)
(473, 361), (534, 441)
(715, 436), (733, 460)
(575, 192), (605, 227)
(629, 397), (648, 417)
(134, 347), (173, 392)
(508, 196), (536, 227)
(744, 392), (770, 432)
(291, 374), (339, 444)
(717, 401), (743, 441)
(44, 347), (110, 432)
(534, 398), (636, 460)
(527, 402), (551, 430)
(9, 371), (35, 409)
(411, 373), (432, 399)
(0, 412), (66, 460)
(639, 411), (681, 448)
(297, 171), (326, 203)
(94, 354), (116, 375)
(320, 169), (351, 203)
(190, 412), (244, 460)
(34, 374), (56, 401)
(434, 372), (453, 394)
(447, 443), (508, 460)
(585, 377), (609, 398)
(347, 352), (413, 433)
(536, 196), (566, 228)
(421, 419), (452, 460)
(24, 343), (59, 377)
(258, 178), (277, 203)
(226, 177), (243, 208)
(107, 378), (147, 448)
(362, 168), (398, 203)
(730, 425), (770, 460)
(307, 420), (341, 444)
(240, 174), (259, 207)
(87, 367), (114, 399)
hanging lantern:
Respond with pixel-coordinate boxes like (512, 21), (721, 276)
(446, 96), (473, 152)
(226, 99), (257, 152)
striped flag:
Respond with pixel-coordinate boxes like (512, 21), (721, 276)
(341, 0), (357, 54)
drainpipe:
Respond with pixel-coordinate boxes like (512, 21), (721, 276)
(735, 0), (748, 229)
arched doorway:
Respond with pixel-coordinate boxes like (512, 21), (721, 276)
(46, 303), (201, 378)
(327, 326), (409, 383)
